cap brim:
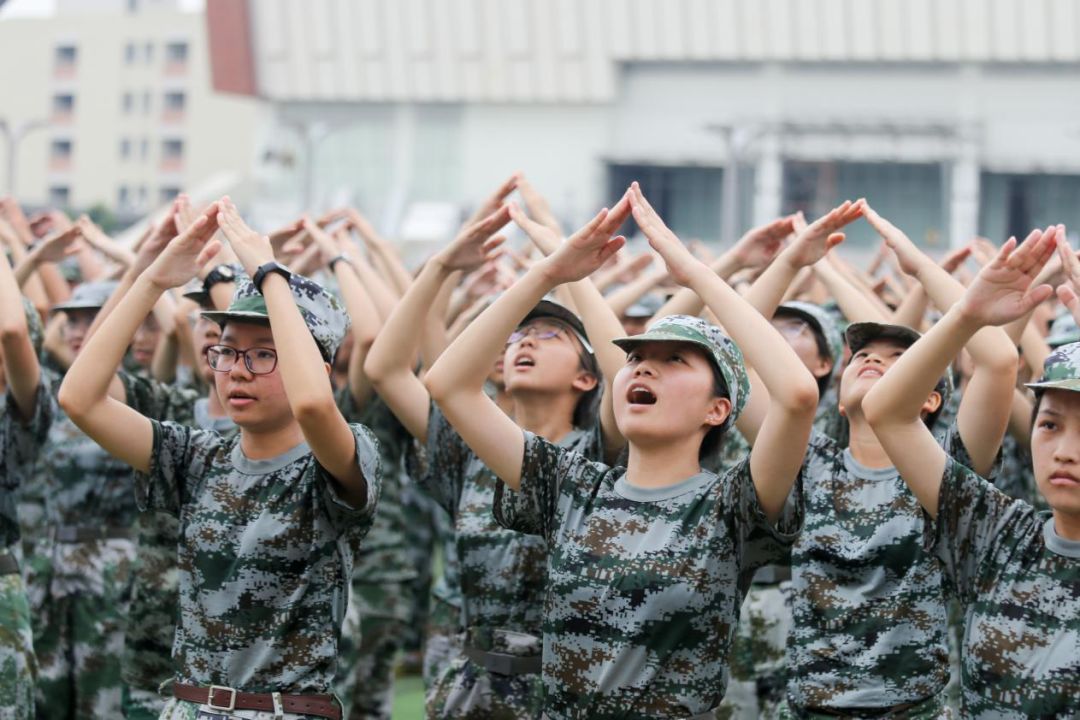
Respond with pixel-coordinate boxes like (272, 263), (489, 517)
(199, 310), (271, 327)
(182, 289), (211, 304)
(845, 322), (921, 355)
(613, 330), (714, 357)
(1026, 379), (1080, 393)
(51, 301), (105, 313)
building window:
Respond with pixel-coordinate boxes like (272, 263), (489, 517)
(140, 138), (149, 160)
(161, 139), (184, 170)
(142, 90), (151, 114)
(122, 92), (134, 114)
(137, 185), (148, 207)
(124, 42), (136, 64)
(164, 41), (188, 74)
(52, 94), (75, 121)
(144, 42), (154, 63)
(127, 0), (138, 13)
(118, 185), (130, 208)
(159, 186), (180, 204)
(49, 186), (71, 208)
(119, 138), (131, 160)
(50, 139), (73, 171)
(162, 91), (185, 122)
(54, 45), (77, 76)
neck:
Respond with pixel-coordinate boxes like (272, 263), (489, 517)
(239, 421), (306, 461)
(512, 391), (576, 444)
(845, 412), (893, 469)
(625, 435), (704, 489)
(1053, 509), (1080, 542)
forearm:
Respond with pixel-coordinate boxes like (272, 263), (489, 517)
(34, 260), (71, 304)
(151, 331), (180, 384)
(891, 284), (929, 330)
(0, 255), (39, 414)
(86, 269), (135, 341)
(369, 238), (412, 297)
(61, 275), (162, 416)
(427, 265), (553, 399)
(421, 271), (458, 368)
(76, 245), (105, 282)
(5, 242), (48, 310)
(813, 261), (890, 323)
(336, 261), (381, 407)
(261, 274), (337, 417)
(349, 252), (398, 321)
(366, 261), (451, 382)
(688, 264), (817, 408)
(865, 307), (978, 425)
(744, 253), (801, 319)
(567, 277), (628, 448)
(605, 269), (666, 317)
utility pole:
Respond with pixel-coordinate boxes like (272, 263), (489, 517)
(0, 118), (49, 197)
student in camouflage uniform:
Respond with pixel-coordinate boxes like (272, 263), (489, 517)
(3, 278), (204, 719)
(774, 206), (1023, 719)
(58, 199), (382, 720)
(0, 257), (47, 720)
(366, 178), (631, 719)
(424, 183), (818, 719)
(864, 227), (1079, 718)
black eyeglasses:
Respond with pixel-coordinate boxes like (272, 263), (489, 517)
(206, 345), (278, 375)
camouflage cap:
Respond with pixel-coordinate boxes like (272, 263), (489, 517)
(612, 314), (749, 431)
(182, 263), (246, 308)
(201, 275), (350, 362)
(1046, 309), (1080, 349)
(777, 300), (844, 371)
(51, 280), (119, 313)
(845, 321), (954, 412)
(521, 298), (594, 356)
(1026, 341), (1080, 393)
(21, 296), (43, 357)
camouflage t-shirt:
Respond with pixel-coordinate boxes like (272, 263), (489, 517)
(926, 458), (1080, 718)
(494, 432), (802, 719)
(788, 426), (979, 710)
(423, 402), (602, 636)
(135, 420), (381, 693)
(0, 382), (53, 547)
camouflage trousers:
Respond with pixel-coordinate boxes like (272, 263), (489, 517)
(334, 581), (411, 720)
(0, 572), (36, 720)
(423, 596), (463, 690)
(717, 581), (791, 720)
(401, 484), (440, 654)
(777, 692), (953, 719)
(426, 628), (542, 720)
(160, 697), (341, 719)
(122, 511), (182, 718)
(28, 538), (135, 719)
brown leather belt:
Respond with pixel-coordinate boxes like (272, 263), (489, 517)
(54, 525), (132, 543)
(0, 552), (18, 576)
(463, 646), (542, 675)
(173, 683), (341, 719)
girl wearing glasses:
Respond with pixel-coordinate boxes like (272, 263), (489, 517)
(59, 199), (381, 720)
(364, 178), (629, 718)
(421, 183), (816, 718)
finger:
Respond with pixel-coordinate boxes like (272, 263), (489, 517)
(575, 208), (610, 240)
(482, 234), (506, 253)
(598, 192), (632, 235)
(1020, 284), (1055, 314)
(598, 237), (626, 266)
(196, 240), (223, 268)
(826, 232), (845, 249)
(479, 204), (513, 234)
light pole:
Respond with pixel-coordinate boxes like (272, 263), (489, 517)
(0, 118), (49, 197)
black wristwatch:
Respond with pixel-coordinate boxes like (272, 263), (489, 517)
(328, 254), (353, 271)
(252, 261), (292, 293)
(202, 264), (236, 294)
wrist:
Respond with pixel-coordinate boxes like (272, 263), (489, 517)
(943, 302), (984, 336)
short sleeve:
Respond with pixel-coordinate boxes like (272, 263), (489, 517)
(135, 419), (223, 515)
(421, 402), (472, 515)
(316, 422), (382, 539)
(121, 371), (199, 424)
(939, 420), (1004, 482)
(729, 458), (803, 574)
(493, 430), (605, 542)
(923, 456), (1037, 604)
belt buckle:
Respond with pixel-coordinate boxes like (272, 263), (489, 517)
(486, 652), (513, 675)
(207, 685), (237, 712)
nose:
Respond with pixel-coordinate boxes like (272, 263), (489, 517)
(632, 359), (656, 377)
(228, 356), (254, 379)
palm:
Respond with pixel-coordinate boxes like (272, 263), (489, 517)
(733, 218), (793, 268)
(961, 228), (1058, 326)
(546, 221), (621, 285)
(441, 207), (509, 271)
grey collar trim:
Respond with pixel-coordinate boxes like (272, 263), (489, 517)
(230, 439), (310, 475)
(1043, 517), (1080, 559)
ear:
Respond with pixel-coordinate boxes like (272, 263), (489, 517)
(323, 361), (333, 378)
(920, 390), (943, 417)
(572, 371), (599, 394)
(837, 401), (847, 418)
(704, 395), (732, 428)
(812, 357), (833, 380)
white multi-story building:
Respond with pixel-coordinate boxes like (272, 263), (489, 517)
(210, 0), (1080, 256)
(0, 0), (260, 222)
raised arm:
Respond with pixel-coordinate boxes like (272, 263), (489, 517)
(509, 195), (632, 457)
(217, 200), (371, 506)
(864, 230), (1056, 516)
(59, 206), (223, 473)
(629, 183), (819, 521)
(425, 208), (625, 490)
(866, 204), (1040, 476)
(0, 249), (40, 417)
(364, 207), (509, 443)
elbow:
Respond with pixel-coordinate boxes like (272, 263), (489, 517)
(423, 368), (452, 404)
(57, 377), (87, 420)
(362, 353), (388, 384)
(782, 371), (820, 416)
(293, 396), (340, 428)
(0, 319), (27, 347)
(862, 385), (889, 429)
